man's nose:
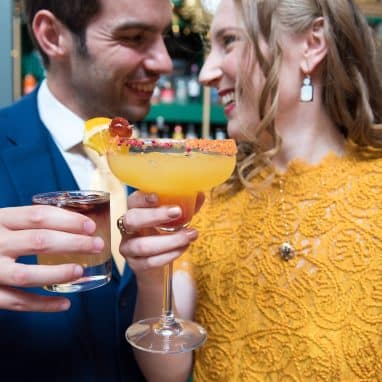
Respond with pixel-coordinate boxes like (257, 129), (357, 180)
(145, 37), (173, 74)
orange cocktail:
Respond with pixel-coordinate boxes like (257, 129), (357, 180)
(84, 117), (237, 354)
(107, 139), (236, 229)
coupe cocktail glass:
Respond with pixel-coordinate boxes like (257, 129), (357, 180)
(107, 138), (236, 353)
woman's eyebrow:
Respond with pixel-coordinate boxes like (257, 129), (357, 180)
(213, 27), (237, 41)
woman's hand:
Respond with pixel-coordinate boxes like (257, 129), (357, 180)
(118, 191), (202, 382)
(118, 191), (203, 279)
(0, 205), (104, 312)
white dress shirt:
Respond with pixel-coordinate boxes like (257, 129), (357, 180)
(37, 80), (95, 189)
(37, 81), (127, 274)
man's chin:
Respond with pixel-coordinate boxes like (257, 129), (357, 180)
(119, 104), (151, 122)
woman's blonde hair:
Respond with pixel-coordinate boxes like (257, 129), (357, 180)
(220, 0), (382, 195)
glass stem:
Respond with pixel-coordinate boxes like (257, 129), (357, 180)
(161, 261), (175, 326)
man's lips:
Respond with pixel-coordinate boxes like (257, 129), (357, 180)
(125, 81), (157, 99)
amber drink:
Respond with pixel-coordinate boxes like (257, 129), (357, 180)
(32, 191), (111, 293)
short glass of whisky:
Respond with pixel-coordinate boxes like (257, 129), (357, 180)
(32, 190), (112, 293)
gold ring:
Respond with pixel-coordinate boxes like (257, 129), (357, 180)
(116, 215), (134, 236)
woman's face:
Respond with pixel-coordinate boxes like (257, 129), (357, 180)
(199, 0), (305, 141)
(199, 0), (264, 140)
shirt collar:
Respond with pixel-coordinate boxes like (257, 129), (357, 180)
(37, 79), (84, 151)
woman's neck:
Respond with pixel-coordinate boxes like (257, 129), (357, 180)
(272, 103), (345, 172)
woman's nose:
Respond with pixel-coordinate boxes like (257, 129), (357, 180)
(199, 53), (222, 87)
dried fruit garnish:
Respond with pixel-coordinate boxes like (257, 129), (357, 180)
(109, 117), (133, 138)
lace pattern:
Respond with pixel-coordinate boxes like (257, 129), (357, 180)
(176, 147), (382, 381)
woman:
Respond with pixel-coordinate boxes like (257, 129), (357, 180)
(121, 0), (382, 380)
(187, 0), (382, 380)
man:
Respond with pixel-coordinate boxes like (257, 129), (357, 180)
(0, 0), (192, 380)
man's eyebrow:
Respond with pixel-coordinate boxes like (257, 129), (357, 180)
(113, 21), (172, 33)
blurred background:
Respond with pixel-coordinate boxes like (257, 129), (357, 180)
(1, 0), (382, 139)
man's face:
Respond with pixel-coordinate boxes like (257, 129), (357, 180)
(66, 0), (173, 121)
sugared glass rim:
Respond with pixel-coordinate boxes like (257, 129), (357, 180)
(110, 138), (237, 156)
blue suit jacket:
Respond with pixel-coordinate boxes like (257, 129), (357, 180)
(0, 91), (145, 381)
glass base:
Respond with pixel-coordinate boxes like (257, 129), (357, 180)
(125, 317), (207, 354)
(44, 260), (112, 293)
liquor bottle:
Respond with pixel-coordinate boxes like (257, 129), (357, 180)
(156, 116), (165, 132)
(175, 77), (188, 104)
(187, 64), (201, 103)
(160, 80), (175, 104)
(162, 124), (171, 138)
(215, 127), (227, 139)
(149, 125), (159, 138)
(23, 73), (37, 95)
(172, 124), (184, 140)
(185, 123), (197, 139)
(140, 122), (149, 138)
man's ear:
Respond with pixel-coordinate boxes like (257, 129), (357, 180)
(301, 17), (327, 74)
(32, 10), (72, 60)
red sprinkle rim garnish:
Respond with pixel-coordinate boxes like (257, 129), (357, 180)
(114, 137), (237, 155)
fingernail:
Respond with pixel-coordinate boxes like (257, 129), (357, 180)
(73, 265), (83, 277)
(168, 206), (181, 218)
(59, 300), (71, 311)
(185, 229), (198, 241)
(145, 193), (158, 204)
(93, 237), (104, 252)
(83, 220), (96, 234)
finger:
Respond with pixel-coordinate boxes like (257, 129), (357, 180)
(0, 259), (84, 288)
(1, 230), (104, 258)
(0, 286), (71, 312)
(195, 192), (205, 213)
(120, 229), (198, 258)
(127, 246), (190, 272)
(121, 205), (183, 233)
(127, 191), (159, 209)
(0, 205), (96, 234)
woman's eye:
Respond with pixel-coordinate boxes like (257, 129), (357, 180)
(223, 35), (238, 47)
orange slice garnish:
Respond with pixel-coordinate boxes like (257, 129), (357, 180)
(83, 117), (134, 155)
(83, 117), (112, 155)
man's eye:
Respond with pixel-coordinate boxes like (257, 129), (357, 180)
(120, 34), (144, 44)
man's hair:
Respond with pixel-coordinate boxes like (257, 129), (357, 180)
(22, 0), (101, 67)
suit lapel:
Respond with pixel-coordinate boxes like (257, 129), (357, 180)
(0, 91), (77, 205)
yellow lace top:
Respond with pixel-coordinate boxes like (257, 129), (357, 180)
(175, 145), (382, 381)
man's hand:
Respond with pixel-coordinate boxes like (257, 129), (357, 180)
(0, 205), (104, 312)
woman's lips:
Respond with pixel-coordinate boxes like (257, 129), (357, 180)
(224, 101), (236, 117)
(219, 90), (235, 117)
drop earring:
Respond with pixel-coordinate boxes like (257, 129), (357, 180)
(300, 74), (313, 102)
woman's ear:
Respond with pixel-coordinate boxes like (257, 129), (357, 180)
(32, 10), (72, 61)
(301, 17), (327, 74)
